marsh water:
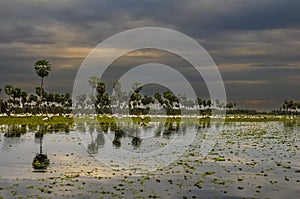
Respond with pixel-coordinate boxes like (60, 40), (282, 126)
(0, 120), (299, 198)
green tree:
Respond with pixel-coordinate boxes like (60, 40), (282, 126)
(226, 102), (234, 110)
(207, 99), (212, 107)
(89, 76), (100, 94)
(197, 97), (203, 108)
(112, 81), (127, 112)
(63, 93), (72, 111)
(11, 87), (22, 101)
(4, 85), (14, 115)
(154, 91), (180, 115)
(96, 81), (111, 114)
(21, 90), (28, 108)
(5, 85), (14, 99)
(34, 59), (51, 93)
(76, 94), (87, 109)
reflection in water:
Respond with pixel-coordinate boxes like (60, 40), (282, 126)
(76, 118), (213, 156)
(0, 123), (72, 172)
(198, 119), (211, 129)
(34, 124), (71, 171)
(132, 136), (142, 148)
(0, 123), (72, 135)
(162, 118), (181, 139)
(283, 119), (299, 130)
(32, 153), (49, 172)
(4, 124), (27, 137)
(76, 117), (214, 171)
(0, 120), (299, 198)
(87, 130), (106, 154)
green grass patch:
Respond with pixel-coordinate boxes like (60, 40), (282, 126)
(0, 114), (298, 125)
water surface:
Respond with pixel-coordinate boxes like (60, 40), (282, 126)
(0, 120), (299, 198)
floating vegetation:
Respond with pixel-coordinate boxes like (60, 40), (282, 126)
(214, 157), (226, 161)
(282, 165), (291, 169)
(64, 173), (80, 179)
(194, 181), (203, 189)
(212, 179), (226, 185)
(202, 171), (216, 178)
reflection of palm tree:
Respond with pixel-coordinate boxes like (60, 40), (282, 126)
(163, 118), (181, 139)
(87, 144), (98, 155)
(112, 138), (121, 148)
(112, 129), (123, 148)
(32, 125), (49, 171)
(95, 132), (105, 147)
(87, 124), (97, 154)
(87, 125), (106, 155)
(198, 120), (211, 129)
(131, 136), (142, 148)
(87, 132), (98, 155)
(32, 153), (49, 171)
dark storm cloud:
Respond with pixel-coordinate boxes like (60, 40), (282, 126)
(0, 0), (300, 110)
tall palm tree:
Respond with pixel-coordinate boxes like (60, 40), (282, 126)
(34, 59), (51, 93)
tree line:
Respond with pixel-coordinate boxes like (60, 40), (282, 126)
(270, 99), (300, 115)
(0, 59), (72, 115)
(0, 59), (240, 116)
(74, 76), (237, 116)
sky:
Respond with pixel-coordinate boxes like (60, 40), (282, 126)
(1, 0), (300, 111)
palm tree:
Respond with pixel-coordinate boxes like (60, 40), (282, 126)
(34, 59), (51, 94)
(88, 76), (100, 94)
(95, 81), (111, 114)
(21, 91), (28, 106)
(4, 85), (14, 98)
(4, 85), (14, 114)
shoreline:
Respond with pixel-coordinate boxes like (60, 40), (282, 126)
(0, 114), (299, 125)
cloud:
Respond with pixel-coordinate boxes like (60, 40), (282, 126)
(225, 80), (268, 85)
(1, 0), (300, 110)
(244, 99), (269, 105)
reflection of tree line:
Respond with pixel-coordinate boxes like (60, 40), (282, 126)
(1, 123), (71, 172)
(0, 120), (213, 170)
(283, 119), (299, 129)
(79, 118), (212, 155)
(1, 123), (72, 137)
(198, 120), (211, 129)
